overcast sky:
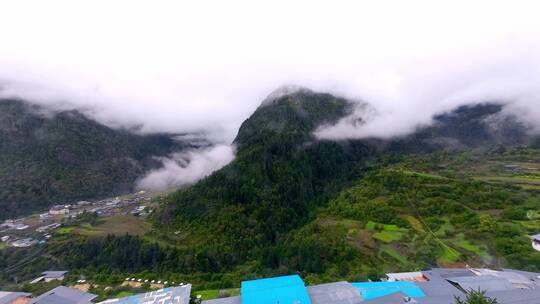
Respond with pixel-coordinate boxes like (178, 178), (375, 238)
(1, 0), (540, 142)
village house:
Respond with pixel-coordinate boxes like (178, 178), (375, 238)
(11, 239), (37, 248)
(531, 234), (540, 252)
(29, 286), (96, 304)
(36, 223), (61, 233)
(49, 205), (70, 215)
(1, 222), (29, 231)
(30, 271), (68, 284)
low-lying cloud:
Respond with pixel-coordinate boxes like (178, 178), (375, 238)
(316, 45), (540, 139)
(136, 145), (235, 191)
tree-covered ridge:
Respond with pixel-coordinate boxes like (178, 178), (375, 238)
(2, 91), (540, 294)
(0, 99), (199, 219)
(157, 91), (375, 265)
(158, 92), (534, 272)
(233, 89), (353, 147)
(4, 148), (538, 292)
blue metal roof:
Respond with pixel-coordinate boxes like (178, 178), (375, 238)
(352, 281), (425, 300)
(241, 275), (312, 304)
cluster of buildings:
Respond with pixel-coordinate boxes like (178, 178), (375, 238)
(202, 267), (540, 304)
(29, 271), (68, 284)
(0, 221), (29, 231)
(2, 267), (540, 304)
(43, 192), (150, 219)
(86, 191), (151, 218)
(0, 191), (152, 249)
(99, 285), (191, 304)
(0, 285), (192, 304)
(0, 270), (192, 304)
(0, 219), (62, 248)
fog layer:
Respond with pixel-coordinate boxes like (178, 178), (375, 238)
(2, 1), (540, 189)
(1, 1), (540, 141)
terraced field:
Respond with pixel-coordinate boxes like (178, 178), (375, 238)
(366, 222), (408, 243)
(474, 176), (540, 190)
(73, 215), (150, 236)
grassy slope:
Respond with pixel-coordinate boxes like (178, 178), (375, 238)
(297, 150), (540, 278)
(73, 215), (151, 237)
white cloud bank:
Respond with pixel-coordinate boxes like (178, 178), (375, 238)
(136, 145), (235, 191)
(1, 0), (540, 142)
(3, 0), (540, 190)
(0, 0), (540, 142)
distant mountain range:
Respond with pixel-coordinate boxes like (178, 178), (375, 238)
(0, 99), (204, 219)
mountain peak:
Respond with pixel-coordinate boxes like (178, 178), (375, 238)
(259, 85), (314, 107)
(234, 88), (352, 147)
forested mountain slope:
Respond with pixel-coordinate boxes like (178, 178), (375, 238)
(0, 99), (199, 219)
(154, 90), (536, 275)
(2, 90), (539, 292)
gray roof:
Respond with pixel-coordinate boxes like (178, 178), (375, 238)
(471, 269), (534, 287)
(306, 281), (363, 304)
(447, 275), (515, 293)
(428, 268), (475, 279)
(30, 286), (97, 304)
(42, 271), (68, 278)
(98, 285), (191, 304)
(501, 269), (540, 282)
(530, 234), (540, 241)
(485, 289), (540, 304)
(414, 295), (456, 304)
(416, 280), (464, 298)
(361, 291), (407, 304)
(417, 268), (540, 303)
(0, 292), (31, 304)
(202, 296), (242, 304)
(33, 294), (75, 304)
(418, 270), (466, 298)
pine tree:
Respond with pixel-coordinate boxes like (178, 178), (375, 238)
(454, 289), (498, 304)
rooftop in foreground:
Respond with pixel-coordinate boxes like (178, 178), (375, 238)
(352, 281), (425, 300)
(98, 285), (191, 304)
(29, 286), (97, 304)
(241, 275), (312, 304)
(201, 267), (540, 304)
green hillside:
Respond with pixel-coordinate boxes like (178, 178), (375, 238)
(0, 99), (199, 219)
(1, 91), (539, 294)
